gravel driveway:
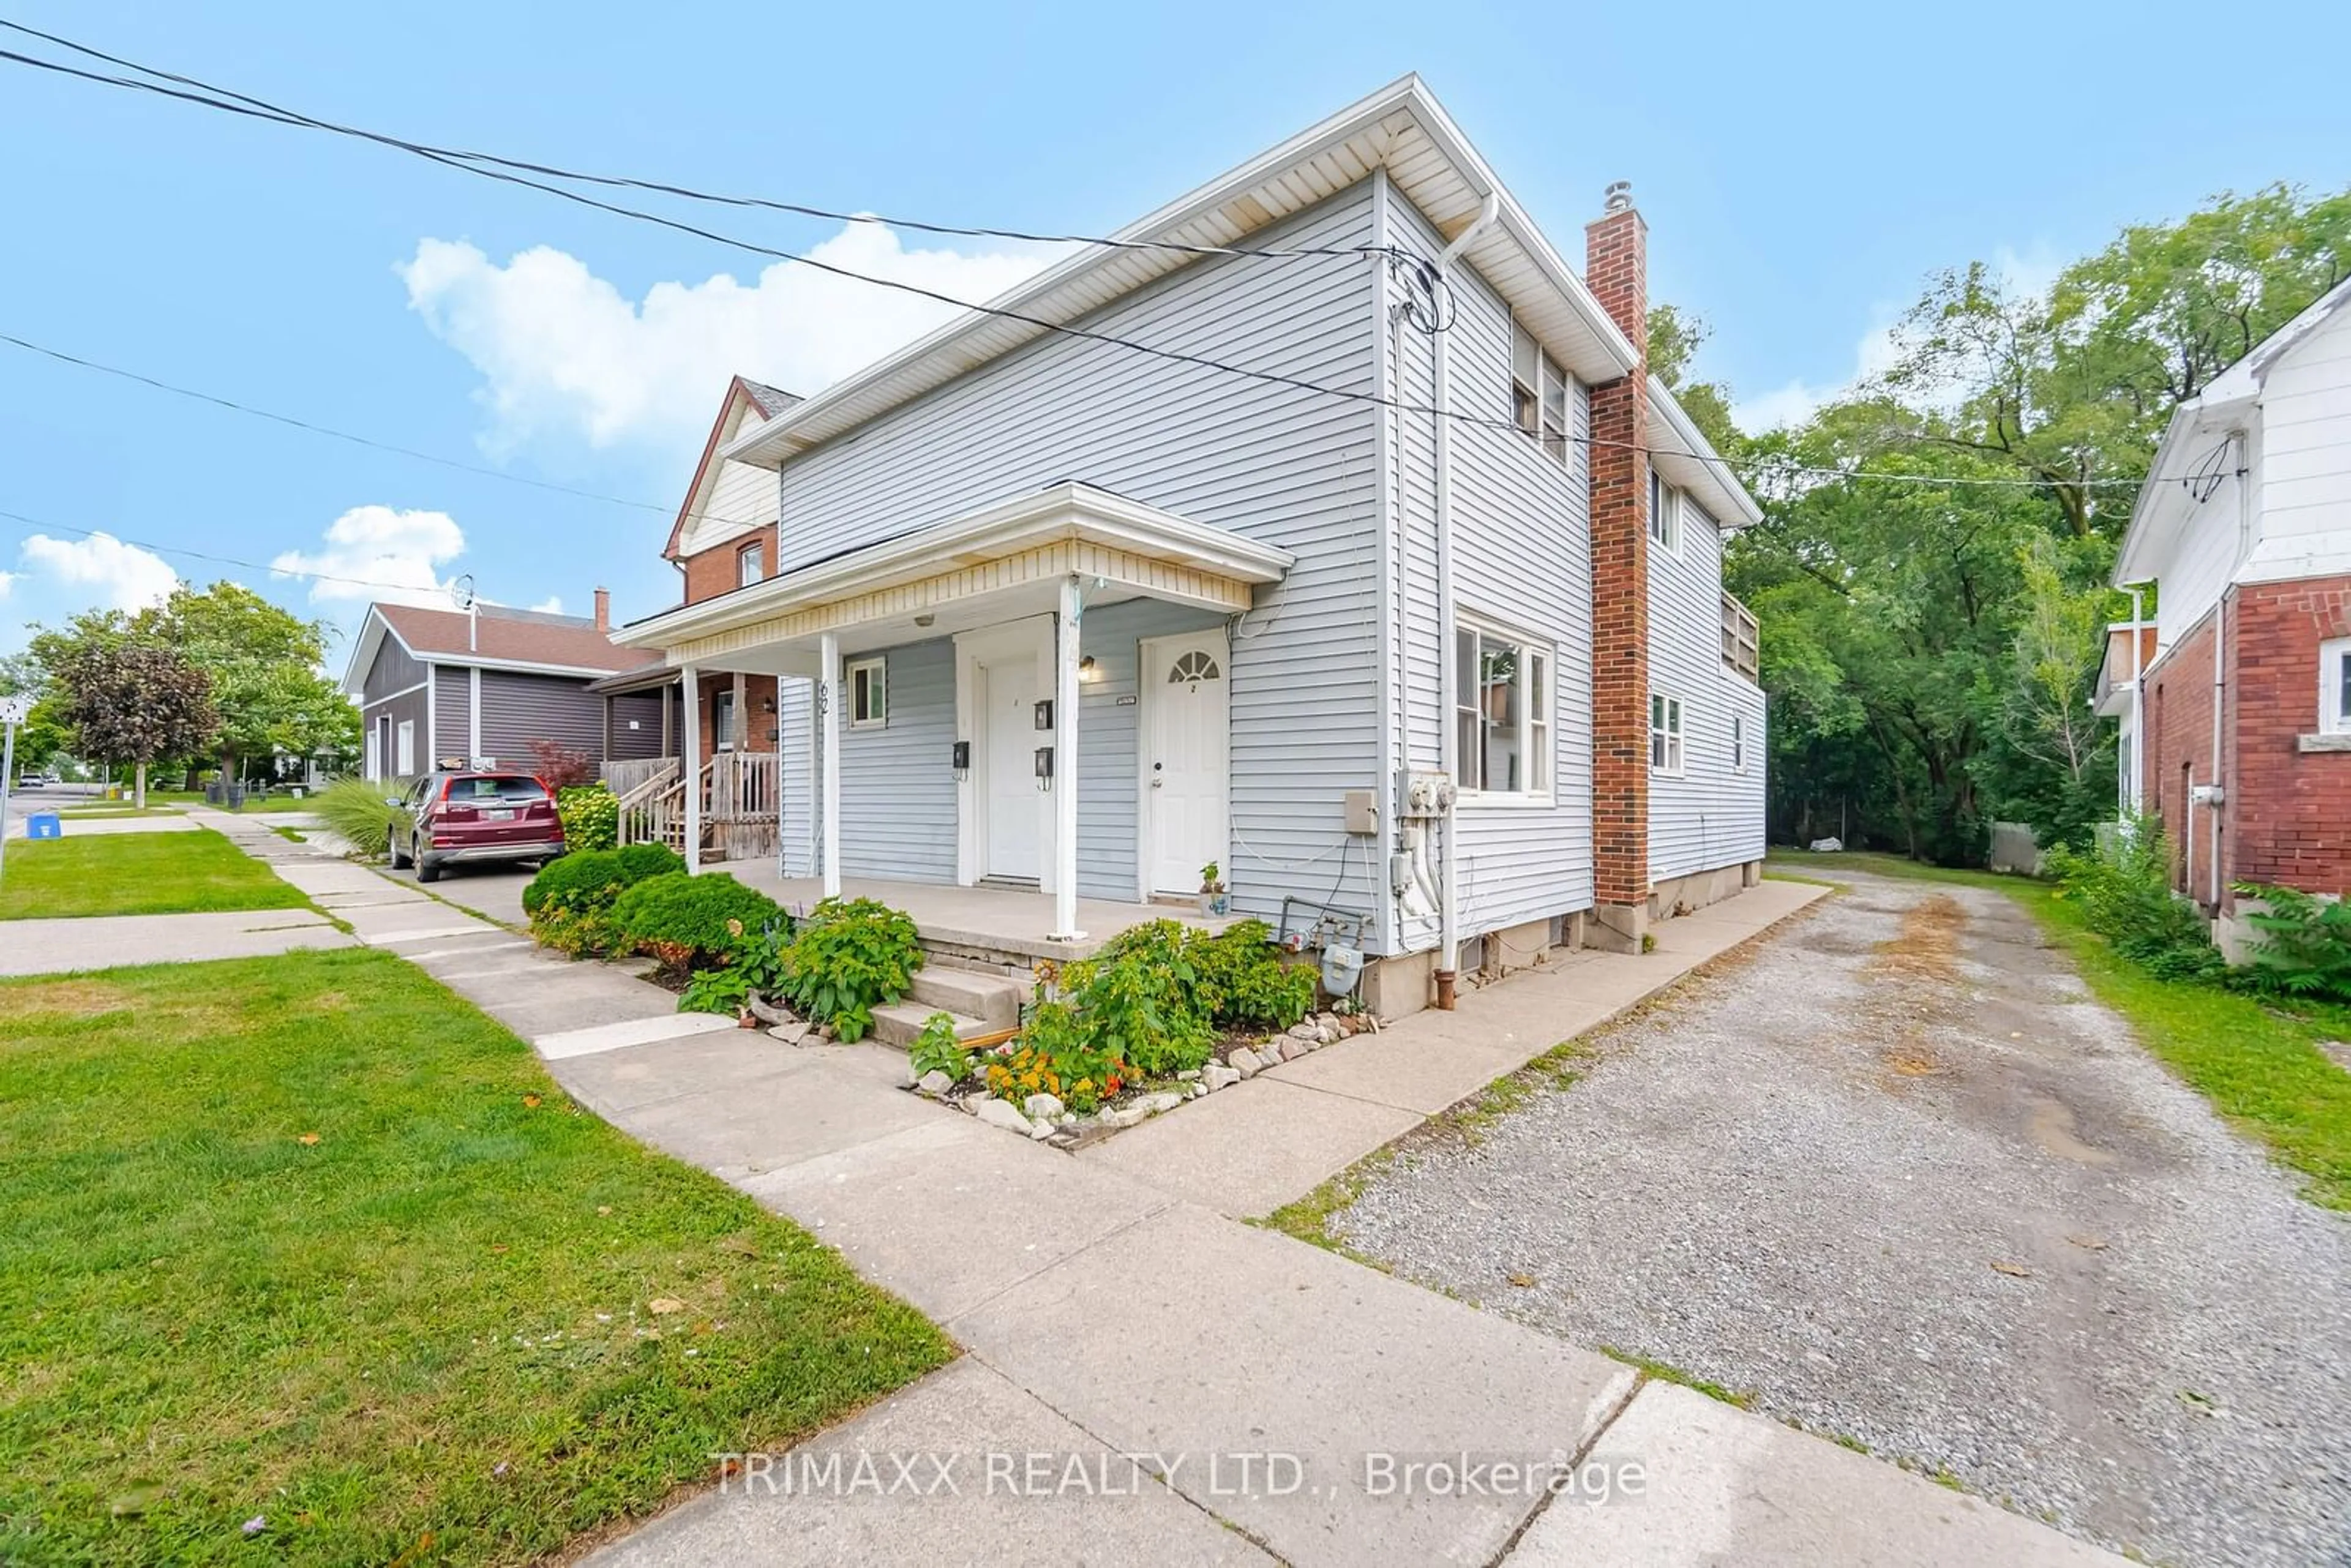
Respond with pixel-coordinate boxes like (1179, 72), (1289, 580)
(1333, 870), (2351, 1567)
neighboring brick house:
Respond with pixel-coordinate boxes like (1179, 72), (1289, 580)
(2105, 276), (2351, 932)
(342, 595), (652, 781)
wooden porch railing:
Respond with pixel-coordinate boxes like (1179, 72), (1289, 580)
(612, 753), (779, 861)
(1720, 592), (1761, 683)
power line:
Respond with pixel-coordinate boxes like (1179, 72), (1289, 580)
(0, 23), (2155, 496)
(0, 505), (467, 599)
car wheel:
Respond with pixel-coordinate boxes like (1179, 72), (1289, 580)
(416, 853), (443, 884)
(386, 828), (410, 869)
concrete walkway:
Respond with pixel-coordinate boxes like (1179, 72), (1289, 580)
(0, 907), (351, 975)
(192, 816), (2126, 1566)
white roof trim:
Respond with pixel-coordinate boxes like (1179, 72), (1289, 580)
(615, 482), (1294, 651)
(722, 75), (1644, 470)
(339, 606), (411, 698)
(1649, 377), (1762, 529)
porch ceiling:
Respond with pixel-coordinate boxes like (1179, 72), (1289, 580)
(616, 482), (1292, 674)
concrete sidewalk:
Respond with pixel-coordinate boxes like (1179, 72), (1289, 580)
(0, 907), (351, 974)
(196, 817), (2126, 1566)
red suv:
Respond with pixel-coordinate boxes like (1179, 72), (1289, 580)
(388, 771), (566, 882)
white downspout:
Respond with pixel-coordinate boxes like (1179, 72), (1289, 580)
(1431, 187), (1499, 1009)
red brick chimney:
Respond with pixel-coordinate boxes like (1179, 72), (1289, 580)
(1584, 181), (1651, 953)
(593, 586), (610, 632)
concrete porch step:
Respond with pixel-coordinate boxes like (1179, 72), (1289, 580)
(907, 965), (1027, 1028)
(871, 1000), (1012, 1049)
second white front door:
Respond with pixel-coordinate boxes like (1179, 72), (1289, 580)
(982, 659), (1044, 882)
(1142, 630), (1229, 897)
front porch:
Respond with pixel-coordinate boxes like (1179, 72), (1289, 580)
(727, 866), (1230, 967)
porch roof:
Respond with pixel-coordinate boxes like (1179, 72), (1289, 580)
(613, 482), (1294, 673)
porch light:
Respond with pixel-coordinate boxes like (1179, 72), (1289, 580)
(1078, 655), (1101, 683)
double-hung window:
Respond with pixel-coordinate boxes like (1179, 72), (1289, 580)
(1731, 711), (1747, 773)
(1512, 325), (1572, 467)
(1455, 619), (1552, 798)
(847, 656), (888, 730)
(738, 541), (765, 587)
(2324, 637), (2351, 735)
(1648, 470), (1679, 553)
(1650, 694), (1684, 775)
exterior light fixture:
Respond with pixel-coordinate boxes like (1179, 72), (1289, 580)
(1078, 655), (1101, 683)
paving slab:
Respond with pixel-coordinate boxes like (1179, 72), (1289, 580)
(1505, 1382), (2125, 1566)
(952, 1203), (1638, 1568)
(6, 812), (198, 836)
(599, 1052), (946, 1180)
(584, 1357), (1270, 1568)
(552, 1028), (831, 1113)
(0, 909), (353, 975)
(1077, 1075), (1422, 1218)
(537, 1010), (753, 1062)
(740, 1114), (1176, 1322)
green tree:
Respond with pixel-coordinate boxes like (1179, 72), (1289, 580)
(53, 643), (216, 806)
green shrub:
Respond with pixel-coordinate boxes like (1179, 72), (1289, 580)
(523, 843), (688, 958)
(617, 842), (686, 882)
(611, 872), (786, 972)
(2047, 820), (2224, 983)
(2232, 883), (2351, 1002)
(310, 776), (411, 861)
(1191, 918), (1318, 1029)
(680, 965), (754, 1016)
(986, 1001), (1122, 1111)
(557, 784), (619, 852)
(777, 897), (923, 1044)
(523, 849), (626, 919)
(1062, 920), (1217, 1076)
(907, 1013), (972, 1082)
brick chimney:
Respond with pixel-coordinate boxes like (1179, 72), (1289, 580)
(593, 586), (610, 632)
(1584, 181), (1651, 953)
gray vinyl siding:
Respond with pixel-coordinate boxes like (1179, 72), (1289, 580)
(368, 691), (429, 781)
(837, 638), (956, 882)
(1075, 598), (1229, 900)
(432, 665), (471, 762)
(773, 184), (1383, 928)
(476, 669), (604, 765)
(1384, 193), (1596, 951)
(359, 632), (424, 706)
(778, 677), (816, 876)
(606, 691), (669, 760)
(1648, 501), (1767, 880)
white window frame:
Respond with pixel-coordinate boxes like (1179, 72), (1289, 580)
(738, 540), (765, 588)
(1650, 693), (1684, 776)
(2323, 636), (2351, 735)
(395, 719), (416, 776)
(1453, 615), (1554, 803)
(847, 656), (888, 730)
(1731, 710), (1747, 774)
(713, 688), (736, 752)
(1511, 324), (1572, 468)
(1649, 469), (1681, 555)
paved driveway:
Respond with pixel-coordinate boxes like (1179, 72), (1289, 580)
(1332, 870), (2351, 1567)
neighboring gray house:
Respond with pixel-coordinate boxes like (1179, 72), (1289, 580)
(343, 595), (658, 780)
(617, 76), (1766, 1015)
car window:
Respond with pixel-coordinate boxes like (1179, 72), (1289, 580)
(447, 776), (548, 803)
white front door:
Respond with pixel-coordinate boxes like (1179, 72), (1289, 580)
(1142, 630), (1229, 897)
(982, 658), (1043, 882)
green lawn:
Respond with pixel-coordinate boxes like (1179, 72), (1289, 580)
(0, 949), (951, 1565)
(0, 830), (313, 920)
(1771, 849), (2351, 1209)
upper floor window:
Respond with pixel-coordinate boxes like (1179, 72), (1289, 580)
(738, 541), (765, 588)
(1648, 470), (1680, 555)
(1455, 617), (1552, 798)
(2324, 637), (2351, 735)
(1650, 693), (1684, 775)
(1512, 325), (1571, 468)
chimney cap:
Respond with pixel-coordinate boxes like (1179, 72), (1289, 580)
(1602, 181), (1634, 215)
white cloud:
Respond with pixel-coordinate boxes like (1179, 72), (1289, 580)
(528, 595), (564, 614)
(20, 533), (178, 612)
(1732, 246), (2062, 433)
(0, 572), (15, 599)
(398, 223), (1065, 455)
(270, 506), (467, 608)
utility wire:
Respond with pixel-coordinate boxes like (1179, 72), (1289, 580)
(0, 506), (466, 598)
(0, 23), (2156, 495)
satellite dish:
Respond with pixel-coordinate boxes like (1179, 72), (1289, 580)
(451, 574), (476, 612)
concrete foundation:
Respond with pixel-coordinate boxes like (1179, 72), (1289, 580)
(1649, 860), (1763, 923)
(1587, 899), (1650, 955)
(1361, 947), (1436, 1020)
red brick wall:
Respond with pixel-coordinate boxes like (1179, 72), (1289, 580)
(686, 670), (781, 759)
(1584, 199), (1651, 908)
(2142, 615), (2219, 902)
(2228, 574), (2351, 896)
(678, 526), (777, 607)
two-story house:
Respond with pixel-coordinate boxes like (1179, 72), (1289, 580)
(2104, 275), (2351, 938)
(614, 76), (1767, 1016)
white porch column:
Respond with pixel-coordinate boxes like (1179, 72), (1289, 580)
(680, 663), (702, 876)
(819, 632), (842, 899)
(1051, 575), (1084, 942)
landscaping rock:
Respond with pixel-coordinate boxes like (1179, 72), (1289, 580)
(1133, 1091), (1183, 1116)
(1176, 1068), (1201, 1081)
(768, 1019), (811, 1046)
(1098, 1105), (1144, 1130)
(916, 1069), (954, 1098)
(1201, 1062), (1241, 1091)
(1229, 1047), (1264, 1078)
(1023, 1092), (1065, 1120)
(1315, 1025), (1339, 1046)
(1028, 1117), (1056, 1140)
(1286, 1022), (1319, 1043)
(971, 1097), (1031, 1135)
(1277, 1035), (1310, 1063)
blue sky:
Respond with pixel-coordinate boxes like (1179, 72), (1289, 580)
(1, 1), (2344, 664)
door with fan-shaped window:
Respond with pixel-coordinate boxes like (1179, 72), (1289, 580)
(1141, 631), (1230, 898)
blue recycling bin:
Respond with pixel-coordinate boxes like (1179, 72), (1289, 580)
(26, 812), (61, 840)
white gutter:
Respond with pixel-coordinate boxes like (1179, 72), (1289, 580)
(1431, 187), (1500, 1010)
